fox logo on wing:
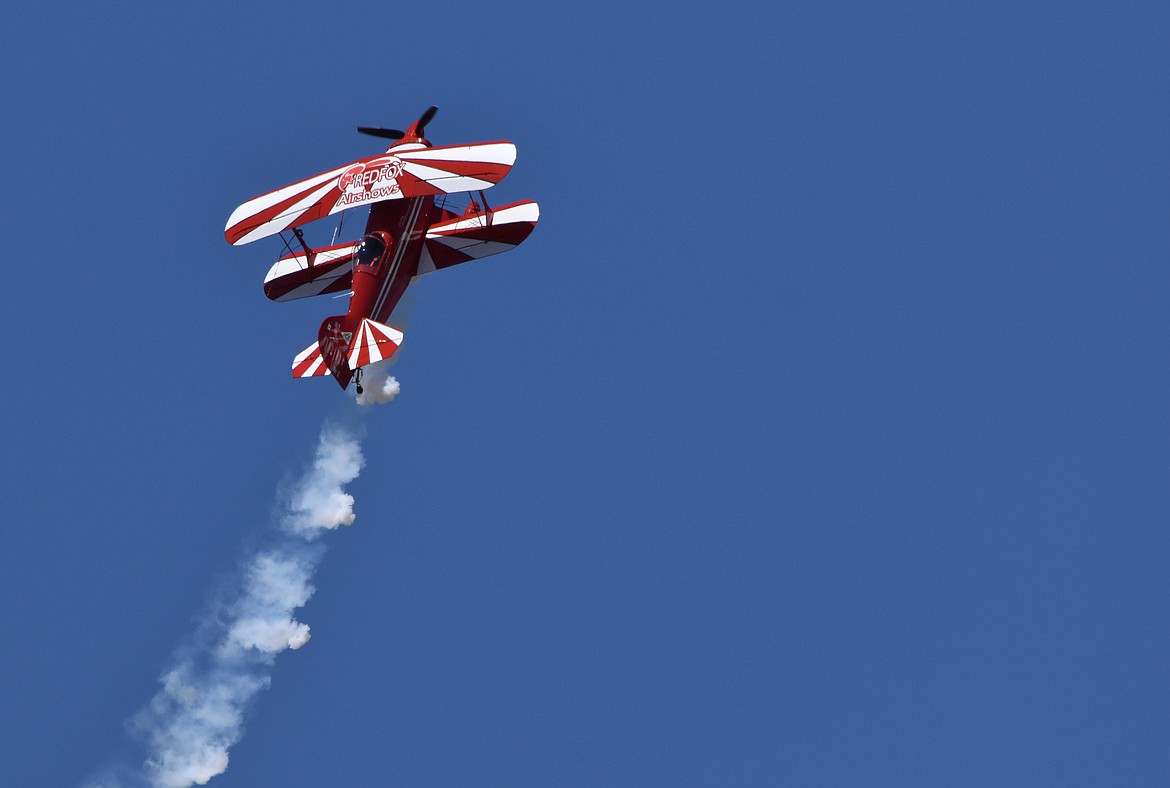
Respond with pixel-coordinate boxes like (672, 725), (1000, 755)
(338, 157), (403, 195)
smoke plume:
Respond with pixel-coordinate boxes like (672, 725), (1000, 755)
(356, 359), (400, 406)
(123, 421), (367, 787)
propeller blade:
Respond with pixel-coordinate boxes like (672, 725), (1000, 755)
(359, 107), (437, 142)
(357, 126), (405, 140)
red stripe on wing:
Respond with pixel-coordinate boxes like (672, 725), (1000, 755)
(225, 184), (341, 245)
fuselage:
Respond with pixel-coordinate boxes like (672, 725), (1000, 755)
(347, 195), (435, 328)
(317, 191), (440, 389)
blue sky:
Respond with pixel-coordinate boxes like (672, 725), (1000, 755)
(2, 2), (1168, 785)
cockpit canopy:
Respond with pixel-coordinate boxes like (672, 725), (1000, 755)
(354, 234), (386, 268)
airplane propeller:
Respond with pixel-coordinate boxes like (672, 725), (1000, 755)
(358, 105), (438, 140)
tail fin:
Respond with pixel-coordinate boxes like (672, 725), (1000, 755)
(316, 315), (355, 389)
(308, 315), (403, 390)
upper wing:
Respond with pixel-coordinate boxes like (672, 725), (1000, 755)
(263, 240), (357, 302)
(225, 141), (517, 246)
(417, 201), (540, 275)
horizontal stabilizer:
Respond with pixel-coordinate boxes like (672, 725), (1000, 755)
(348, 318), (404, 370)
(292, 341), (332, 378)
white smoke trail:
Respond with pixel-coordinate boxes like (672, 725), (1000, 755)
(356, 359), (400, 406)
(122, 421), (367, 787)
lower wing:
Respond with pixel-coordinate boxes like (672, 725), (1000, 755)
(263, 241), (357, 302)
(416, 200), (539, 275)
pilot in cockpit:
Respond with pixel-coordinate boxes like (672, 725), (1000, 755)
(354, 234), (386, 268)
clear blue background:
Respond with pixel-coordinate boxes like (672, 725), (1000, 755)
(2, 2), (1168, 785)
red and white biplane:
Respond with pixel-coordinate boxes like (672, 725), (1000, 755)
(225, 106), (538, 392)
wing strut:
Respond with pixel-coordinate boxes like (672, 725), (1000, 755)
(477, 190), (493, 224)
(293, 227), (314, 262)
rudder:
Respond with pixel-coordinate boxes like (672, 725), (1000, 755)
(316, 315), (356, 390)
